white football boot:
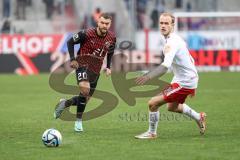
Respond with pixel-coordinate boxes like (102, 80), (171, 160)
(196, 112), (207, 135)
(74, 120), (83, 132)
(135, 131), (157, 139)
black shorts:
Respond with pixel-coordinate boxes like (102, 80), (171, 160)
(75, 67), (99, 96)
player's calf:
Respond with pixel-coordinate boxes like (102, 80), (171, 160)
(167, 103), (182, 113)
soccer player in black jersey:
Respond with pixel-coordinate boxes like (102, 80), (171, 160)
(54, 13), (116, 132)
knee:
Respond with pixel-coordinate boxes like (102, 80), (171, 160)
(79, 81), (90, 96)
(148, 99), (157, 111)
(81, 87), (89, 96)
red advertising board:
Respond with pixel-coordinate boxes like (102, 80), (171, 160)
(0, 34), (64, 75)
(190, 50), (240, 66)
(0, 34), (64, 55)
(1, 34), (240, 75)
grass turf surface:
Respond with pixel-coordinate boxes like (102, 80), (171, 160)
(0, 72), (240, 160)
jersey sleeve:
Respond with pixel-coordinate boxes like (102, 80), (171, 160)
(106, 37), (116, 69)
(67, 30), (86, 60)
(161, 41), (179, 68)
(72, 30), (86, 44)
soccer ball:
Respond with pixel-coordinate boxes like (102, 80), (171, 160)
(42, 128), (62, 147)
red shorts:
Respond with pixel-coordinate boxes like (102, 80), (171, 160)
(162, 83), (195, 104)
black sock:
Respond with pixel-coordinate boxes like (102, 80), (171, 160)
(69, 96), (79, 106)
(76, 96), (87, 119)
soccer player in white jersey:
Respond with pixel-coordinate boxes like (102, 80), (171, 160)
(135, 12), (206, 139)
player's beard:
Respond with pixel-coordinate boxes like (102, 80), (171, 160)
(99, 27), (107, 35)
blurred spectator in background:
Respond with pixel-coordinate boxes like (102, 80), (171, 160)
(1, 19), (11, 34)
(43, 0), (54, 19)
(3, 0), (11, 18)
(186, 1), (192, 12)
(55, 0), (65, 15)
(151, 0), (165, 29)
(91, 7), (102, 27)
(16, 0), (27, 20)
(150, 8), (158, 29)
(186, 1), (192, 29)
(175, 0), (183, 8)
(27, 0), (32, 6)
(158, 0), (165, 14)
(136, 0), (147, 29)
(124, 0), (130, 11)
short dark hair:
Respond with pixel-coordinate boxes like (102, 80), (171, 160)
(99, 13), (112, 20)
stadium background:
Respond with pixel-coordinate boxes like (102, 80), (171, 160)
(1, 0), (240, 160)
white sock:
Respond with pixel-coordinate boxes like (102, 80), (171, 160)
(182, 104), (200, 121)
(76, 118), (82, 122)
(148, 111), (159, 134)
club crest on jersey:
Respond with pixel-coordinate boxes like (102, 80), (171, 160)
(105, 42), (111, 48)
(163, 45), (171, 54)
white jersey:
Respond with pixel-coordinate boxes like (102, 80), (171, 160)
(161, 33), (198, 89)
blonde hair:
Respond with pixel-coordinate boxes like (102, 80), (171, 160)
(160, 12), (175, 24)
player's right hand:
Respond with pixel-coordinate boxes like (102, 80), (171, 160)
(135, 75), (150, 85)
(70, 60), (79, 69)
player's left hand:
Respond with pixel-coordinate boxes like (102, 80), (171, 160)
(104, 68), (112, 77)
(135, 75), (150, 85)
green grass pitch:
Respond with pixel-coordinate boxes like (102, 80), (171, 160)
(0, 72), (240, 160)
